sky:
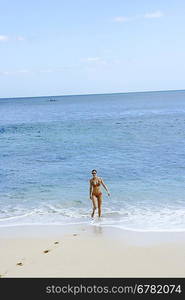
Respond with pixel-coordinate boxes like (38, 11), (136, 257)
(0, 0), (185, 98)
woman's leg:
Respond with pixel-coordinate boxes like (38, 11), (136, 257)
(97, 193), (103, 217)
(91, 195), (97, 218)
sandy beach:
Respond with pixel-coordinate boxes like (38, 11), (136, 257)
(0, 223), (185, 278)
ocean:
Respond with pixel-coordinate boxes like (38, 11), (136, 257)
(1, 90), (185, 231)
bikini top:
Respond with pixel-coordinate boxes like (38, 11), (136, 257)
(92, 179), (101, 187)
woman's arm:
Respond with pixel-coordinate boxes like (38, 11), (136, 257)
(89, 180), (93, 199)
(100, 178), (110, 196)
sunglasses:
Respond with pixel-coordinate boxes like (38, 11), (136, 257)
(92, 173), (96, 175)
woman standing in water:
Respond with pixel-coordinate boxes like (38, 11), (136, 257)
(89, 169), (110, 218)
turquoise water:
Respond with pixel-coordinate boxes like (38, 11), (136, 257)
(1, 90), (185, 230)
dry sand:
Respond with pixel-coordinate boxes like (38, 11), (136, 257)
(0, 224), (185, 277)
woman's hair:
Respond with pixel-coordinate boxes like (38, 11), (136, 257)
(91, 169), (97, 173)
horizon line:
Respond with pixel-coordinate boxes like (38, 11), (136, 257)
(0, 88), (185, 100)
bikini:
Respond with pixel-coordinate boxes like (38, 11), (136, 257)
(92, 180), (102, 197)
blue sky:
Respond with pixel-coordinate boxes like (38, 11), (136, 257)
(0, 0), (185, 98)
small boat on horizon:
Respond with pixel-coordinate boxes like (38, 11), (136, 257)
(49, 98), (57, 102)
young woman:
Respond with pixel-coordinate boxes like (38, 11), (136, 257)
(89, 169), (110, 218)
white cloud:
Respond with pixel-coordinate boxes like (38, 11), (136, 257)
(15, 36), (25, 41)
(144, 11), (163, 19)
(1, 71), (10, 75)
(86, 57), (102, 62)
(39, 69), (53, 73)
(81, 57), (107, 66)
(0, 71), (16, 75)
(0, 35), (9, 41)
(113, 16), (131, 23)
(0, 70), (30, 76)
(114, 10), (163, 23)
(0, 35), (25, 42)
(18, 69), (29, 73)
(0, 68), (67, 76)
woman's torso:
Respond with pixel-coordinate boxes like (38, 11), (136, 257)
(91, 177), (102, 193)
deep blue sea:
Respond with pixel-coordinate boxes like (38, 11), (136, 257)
(1, 90), (185, 230)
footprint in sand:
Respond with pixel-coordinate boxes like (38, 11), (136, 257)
(43, 241), (60, 254)
(16, 262), (23, 266)
(43, 249), (50, 254)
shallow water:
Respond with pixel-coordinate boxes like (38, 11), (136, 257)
(1, 90), (185, 230)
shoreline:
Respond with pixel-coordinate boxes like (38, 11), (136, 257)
(1, 223), (185, 278)
(1, 223), (185, 245)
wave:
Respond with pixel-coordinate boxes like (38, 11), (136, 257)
(0, 204), (185, 231)
(0, 211), (36, 221)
